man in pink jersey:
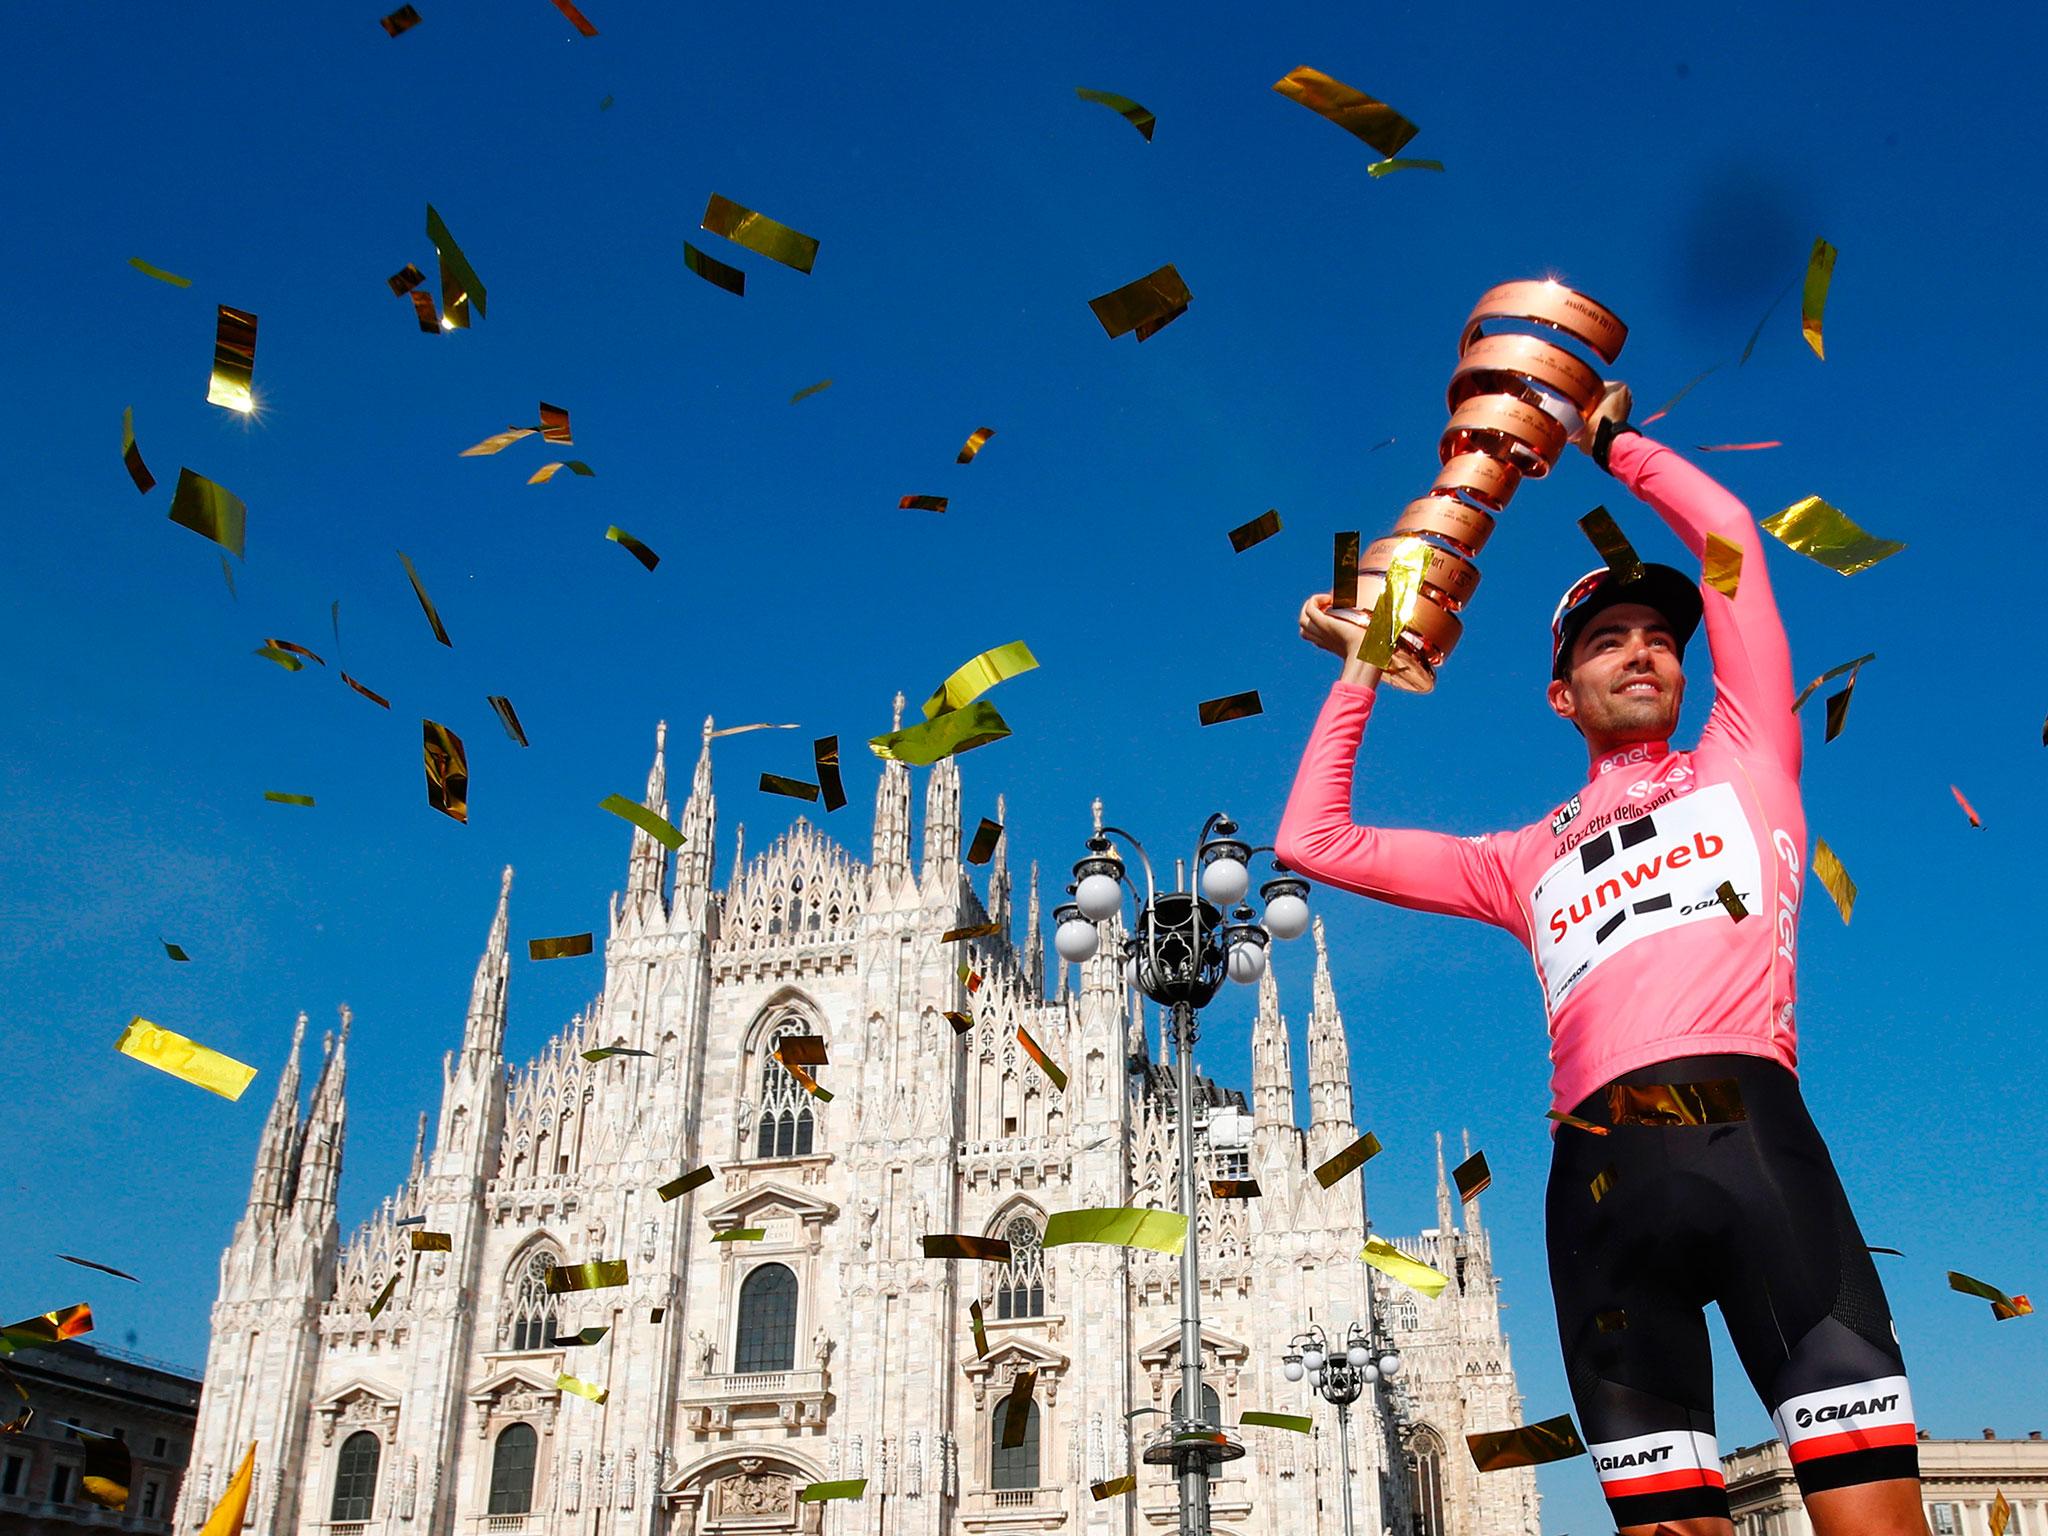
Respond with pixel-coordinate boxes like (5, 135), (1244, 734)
(1276, 384), (1928, 1536)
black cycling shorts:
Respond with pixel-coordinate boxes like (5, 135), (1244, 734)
(1546, 1054), (1917, 1530)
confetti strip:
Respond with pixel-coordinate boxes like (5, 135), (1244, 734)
(397, 551), (453, 646)
(263, 791), (315, 807)
(1361, 1235), (1450, 1298)
(600, 794), (685, 850)
(1209, 1179), (1262, 1199)
(1240, 1412), (1312, 1433)
(422, 720), (468, 824)
(528, 460), (595, 484)
(683, 241), (745, 296)
(114, 1018), (257, 1100)
(956, 427), (996, 464)
(1197, 690), (1263, 726)
(798, 1480), (867, 1503)
(1359, 538), (1427, 669)
(1453, 1151), (1491, 1203)
(1697, 441), (1783, 452)
(1367, 157), (1444, 176)
(1313, 1131), (1382, 1188)
(1272, 66), (1419, 158)
(548, 0), (598, 34)
(1044, 1207), (1187, 1255)
(1546, 1109), (1609, 1135)
(605, 526), (659, 570)
(0, 1303), (93, 1353)
(342, 674), (391, 709)
(1994, 1492), (2014, 1536)
(162, 940), (190, 962)
(965, 817), (1003, 864)
(556, 1374), (608, 1403)
(379, 4), (421, 35)
(387, 263), (425, 296)
(460, 426), (536, 457)
(410, 289), (440, 331)
(868, 701), (1011, 765)
(900, 494), (948, 513)
(1791, 653), (1877, 713)
(814, 736), (846, 812)
(367, 1274), (401, 1318)
(760, 772), (821, 801)
(941, 922), (1002, 943)
(1714, 880), (1749, 921)
(789, 378), (833, 403)
(537, 401), (572, 444)
(581, 1046), (653, 1061)
(425, 203), (487, 328)
(409, 1231), (452, 1252)
(946, 1011), (974, 1035)
(550, 1326), (610, 1347)
(969, 1298), (988, 1356)
(1090, 1474), (1136, 1500)
(1016, 1025), (1068, 1091)
(527, 933), (593, 960)
(1951, 785), (1982, 827)
(1642, 366), (1718, 425)
(1760, 496), (1904, 575)
(657, 1166), (715, 1201)
(921, 1235), (1012, 1261)
(195, 1443), (256, 1536)
(168, 469), (247, 557)
(712, 1228), (767, 1243)
(1823, 685), (1856, 744)
(56, 1255), (139, 1283)
(1947, 1270), (2033, 1321)
(1741, 275), (1797, 366)
(546, 1259), (629, 1293)
(923, 642), (1039, 720)
(1227, 510), (1282, 552)
(1001, 1372), (1037, 1447)
(1466, 1414), (1586, 1471)
(1589, 1166), (1617, 1203)
(255, 646), (303, 672)
(1801, 237), (1837, 359)
(1578, 505), (1644, 584)
(1811, 838), (1856, 923)
(1088, 262), (1192, 341)
(701, 194), (819, 274)
(774, 1035), (828, 1066)
(1332, 530), (1360, 610)
(1702, 534), (1743, 598)
(128, 258), (192, 288)
(1606, 1079), (1747, 1127)
(266, 639), (325, 666)
(487, 695), (529, 747)
(1075, 87), (1156, 140)
(122, 407), (155, 494)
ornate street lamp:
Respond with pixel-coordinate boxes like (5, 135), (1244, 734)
(1279, 1320), (1404, 1536)
(1056, 814), (1307, 1535)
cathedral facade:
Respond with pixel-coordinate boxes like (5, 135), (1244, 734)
(178, 717), (1540, 1536)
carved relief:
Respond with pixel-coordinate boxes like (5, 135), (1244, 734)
(713, 1468), (793, 1518)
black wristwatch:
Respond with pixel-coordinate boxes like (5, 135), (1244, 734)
(1591, 418), (1640, 473)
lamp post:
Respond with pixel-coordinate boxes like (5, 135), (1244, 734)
(1280, 1320), (1405, 1536)
(1055, 814), (1310, 1536)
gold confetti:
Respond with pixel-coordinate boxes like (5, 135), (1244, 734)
(1209, 1178), (1262, 1199)
(701, 194), (819, 274)
(1715, 880), (1748, 921)
(128, 258), (191, 287)
(658, 1166), (715, 1201)
(969, 1298), (988, 1356)
(760, 773), (820, 801)
(683, 241), (745, 296)
(1589, 1166), (1617, 1203)
(1453, 1150), (1491, 1203)
(204, 305), (259, 414)
(387, 263), (426, 296)
(537, 401), (572, 444)
(798, 1480), (866, 1503)
(1791, 653), (1877, 713)
(556, 1373), (608, 1403)
(774, 1035), (828, 1066)
(423, 720), (468, 823)
(1947, 1271), (2033, 1320)
(900, 494), (948, 512)
(409, 1231), (452, 1251)
(1313, 1131), (1382, 1188)
(1001, 1371), (1037, 1447)
(605, 526), (659, 570)
(1044, 1207), (1187, 1255)
(1075, 86), (1156, 140)
(1090, 1474), (1136, 1500)
(367, 1273), (401, 1318)
(255, 646), (303, 672)
(1358, 537), (1427, 669)
(942, 921), (1002, 943)
(922, 1234), (1012, 1261)
(946, 1010), (974, 1035)
(1697, 441), (1783, 452)
(1607, 1079), (1747, 1127)
(1332, 530), (1360, 611)
(168, 469), (247, 557)
(1367, 157), (1444, 176)
(342, 674), (391, 709)
(958, 962), (983, 994)
(162, 940), (190, 962)
(122, 407), (155, 494)
(869, 701), (1011, 765)
(196, 1443), (256, 1535)
(460, 426), (536, 457)
(1642, 366), (1718, 424)
(1811, 838), (1856, 923)
(379, 4), (421, 35)
(814, 736), (846, 812)
(548, 0), (598, 33)
(1361, 1235), (1450, 1298)
(1198, 690), (1263, 726)
(957, 426), (996, 464)
(1016, 1026), (1068, 1091)
(426, 204), (487, 328)
(1702, 533), (1743, 598)
(397, 551), (452, 646)
(599, 793), (684, 851)
(966, 817), (1003, 864)
(550, 1326), (609, 1346)
(114, 1018), (256, 1100)
(1994, 1491), (2013, 1536)
(581, 1046), (653, 1061)
(713, 1227), (767, 1243)
(266, 639), (325, 666)
(527, 933), (592, 961)
(1239, 1411), (1311, 1433)
(1802, 238), (1837, 359)
(782, 1061), (833, 1102)
(790, 378), (833, 403)
(1951, 785), (1982, 828)
(1545, 1109), (1608, 1135)
(1466, 1414), (1586, 1471)
(1760, 496), (1905, 575)
(528, 460), (596, 484)
(709, 715), (792, 737)
(263, 791), (316, 807)
(923, 641), (1039, 720)
(1089, 262), (1192, 341)
(487, 695), (529, 747)
(1272, 66), (1419, 158)
(1742, 274), (1797, 365)
(410, 289), (440, 332)
(546, 1259), (628, 1293)
(1578, 505), (1644, 584)
(1823, 685), (1856, 743)
(1228, 510), (1282, 552)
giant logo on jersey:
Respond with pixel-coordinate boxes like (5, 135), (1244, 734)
(1529, 781), (1762, 1009)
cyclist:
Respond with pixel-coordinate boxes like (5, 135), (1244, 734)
(1276, 384), (1927, 1536)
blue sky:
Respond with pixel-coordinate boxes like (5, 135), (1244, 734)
(2, 1), (2043, 1528)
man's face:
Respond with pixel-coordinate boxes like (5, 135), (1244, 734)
(1546, 602), (1685, 744)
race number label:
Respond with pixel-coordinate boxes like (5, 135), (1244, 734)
(1530, 782), (1761, 1008)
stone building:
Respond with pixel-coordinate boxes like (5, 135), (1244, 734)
(177, 715), (1539, 1536)
(0, 1342), (201, 1534)
(1725, 1430), (2048, 1536)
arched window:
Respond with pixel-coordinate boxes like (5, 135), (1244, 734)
(1408, 1425), (1447, 1536)
(1170, 1383), (1221, 1427)
(990, 1396), (1039, 1490)
(330, 1431), (380, 1521)
(488, 1423), (538, 1515)
(994, 1217), (1046, 1320)
(505, 1249), (558, 1351)
(754, 1021), (816, 1159)
(733, 1264), (798, 1373)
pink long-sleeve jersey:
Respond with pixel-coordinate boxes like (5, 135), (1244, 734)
(1277, 434), (1807, 1114)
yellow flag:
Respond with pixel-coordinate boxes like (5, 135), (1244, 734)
(200, 1443), (257, 1536)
